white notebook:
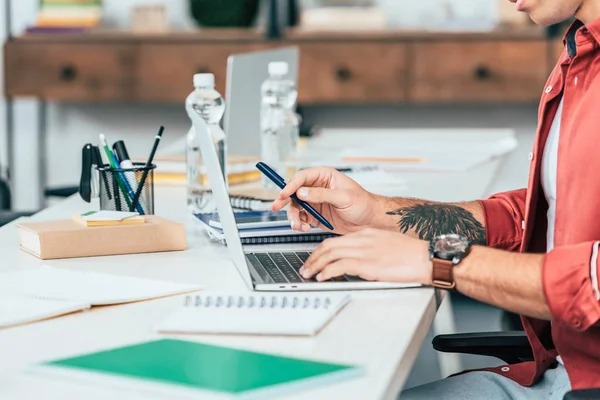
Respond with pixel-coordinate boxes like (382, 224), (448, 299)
(0, 266), (202, 305)
(157, 292), (351, 336)
(0, 293), (90, 329)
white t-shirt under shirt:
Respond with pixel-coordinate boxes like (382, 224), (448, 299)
(541, 98), (564, 365)
(541, 98), (563, 252)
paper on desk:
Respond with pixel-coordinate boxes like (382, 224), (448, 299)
(301, 128), (518, 172)
(344, 169), (409, 197)
(0, 266), (202, 306)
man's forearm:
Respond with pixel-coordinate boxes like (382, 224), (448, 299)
(372, 196), (487, 246)
(454, 246), (550, 320)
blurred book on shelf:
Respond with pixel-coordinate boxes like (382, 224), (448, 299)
(300, 7), (386, 30)
(131, 5), (170, 33)
(29, 0), (102, 33)
(299, 0), (385, 30)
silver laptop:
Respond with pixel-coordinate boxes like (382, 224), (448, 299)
(187, 95), (417, 292)
(224, 47), (299, 157)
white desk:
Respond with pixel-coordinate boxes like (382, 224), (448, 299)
(0, 130), (511, 400)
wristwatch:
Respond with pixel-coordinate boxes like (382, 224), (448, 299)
(429, 234), (471, 289)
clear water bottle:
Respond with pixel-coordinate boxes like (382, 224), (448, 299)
(260, 61), (299, 190)
(186, 73), (226, 213)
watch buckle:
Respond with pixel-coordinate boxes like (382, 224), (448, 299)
(431, 279), (456, 290)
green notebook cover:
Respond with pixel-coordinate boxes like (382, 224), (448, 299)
(37, 339), (362, 399)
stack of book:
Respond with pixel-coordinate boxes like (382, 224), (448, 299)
(29, 0), (102, 33)
(145, 155), (262, 187)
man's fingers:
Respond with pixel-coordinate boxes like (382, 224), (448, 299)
(316, 260), (361, 282)
(277, 168), (336, 201)
(277, 169), (320, 200)
(301, 246), (361, 279)
(271, 197), (292, 212)
(301, 236), (362, 277)
(298, 210), (318, 232)
(287, 204), (302, 231)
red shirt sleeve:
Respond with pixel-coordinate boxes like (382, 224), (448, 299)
(477, 189), (527, 251)
(543, 241), (600, 332)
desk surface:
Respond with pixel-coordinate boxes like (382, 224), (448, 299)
(0, 132), (507, 400)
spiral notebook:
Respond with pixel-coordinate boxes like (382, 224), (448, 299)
(228, 188), (279, 211)
(157, 293), (351, 336)
(195, 214), (337, 245)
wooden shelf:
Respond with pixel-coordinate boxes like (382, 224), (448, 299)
(3, 27), (558, 105)
(11, 28), (267, 43)
(285, 25), (546, 42)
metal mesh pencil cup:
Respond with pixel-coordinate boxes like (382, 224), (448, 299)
(97, 163), (156, 214)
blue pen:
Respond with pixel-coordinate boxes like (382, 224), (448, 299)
(255, 162), (335, 231)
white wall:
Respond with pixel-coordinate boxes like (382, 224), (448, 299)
(1, 0), (535, 210)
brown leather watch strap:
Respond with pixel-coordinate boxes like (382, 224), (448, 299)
(431, 258), (456, 289)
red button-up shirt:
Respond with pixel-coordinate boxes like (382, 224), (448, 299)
(476, 20), (600, 390)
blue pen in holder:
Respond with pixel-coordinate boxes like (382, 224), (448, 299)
(97, 163), (156, 215)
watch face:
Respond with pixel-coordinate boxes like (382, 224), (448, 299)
(434, 234), (469, 260)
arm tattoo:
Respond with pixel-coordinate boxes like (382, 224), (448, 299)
(386, 203), (486, 245)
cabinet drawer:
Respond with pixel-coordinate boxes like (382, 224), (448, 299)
(410, 41), (549, 103)
(137, 44), (267, 102)
(298, 43), (407, 103)
(4, 43), (136, 101)
(552, 39), (566, 63)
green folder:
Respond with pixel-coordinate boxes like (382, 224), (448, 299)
(35, 339), (362, 399)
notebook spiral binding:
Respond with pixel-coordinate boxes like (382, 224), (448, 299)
(230, 195), (263, 211)
(183, 294), (332, 309)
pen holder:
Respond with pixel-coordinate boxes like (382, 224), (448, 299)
(97, 163), (156, 214)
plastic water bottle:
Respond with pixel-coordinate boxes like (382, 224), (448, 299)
(186, 73), (226, 213)
(260, 61), (299, 190)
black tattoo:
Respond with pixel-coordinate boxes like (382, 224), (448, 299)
(386, 203), (486, 245)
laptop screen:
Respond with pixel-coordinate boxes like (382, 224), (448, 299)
(186, 104), (254, 289)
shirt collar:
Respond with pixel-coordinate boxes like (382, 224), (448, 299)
(563, 20), (584, 58)
(563, 17), (600, 57)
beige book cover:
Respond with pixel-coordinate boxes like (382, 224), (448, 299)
(16, 216), (186, 260)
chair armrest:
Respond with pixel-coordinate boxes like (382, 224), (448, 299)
(0, 211), (35, 227)
(44, 186), (78, 198)
(432, 331), (533, 364)
(564, 389), (600, 400)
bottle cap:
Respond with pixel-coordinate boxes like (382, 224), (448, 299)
(193, 73), (215, 88)
(268, 62), (289, 76)
(113, 140), (130, 163)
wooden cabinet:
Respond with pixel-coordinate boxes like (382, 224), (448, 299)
(552, 39), (566, 63)
(4, 42), (136, 101)
(137, 43), (268, 102)
(4, 29), (554, 104)
(410, 40), (549, 103)
(298, 43), (408, 103)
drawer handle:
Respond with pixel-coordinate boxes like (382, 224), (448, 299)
(335, 66), (352, 82)
(196, 66), (211, 75)
(59, 65), (78, 82)
(474, 65), (492, 81)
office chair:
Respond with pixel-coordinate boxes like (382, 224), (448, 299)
(0, 177), (35, 227)
(433, 327), (600, 399)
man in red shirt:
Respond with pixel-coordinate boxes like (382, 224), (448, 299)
(271, 0), (600, 397)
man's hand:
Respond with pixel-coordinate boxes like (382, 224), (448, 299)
(299, 228), (432, 284)
(271, 167), (382, 234)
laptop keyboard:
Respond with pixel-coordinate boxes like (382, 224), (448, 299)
(248, 252), (362, 284)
